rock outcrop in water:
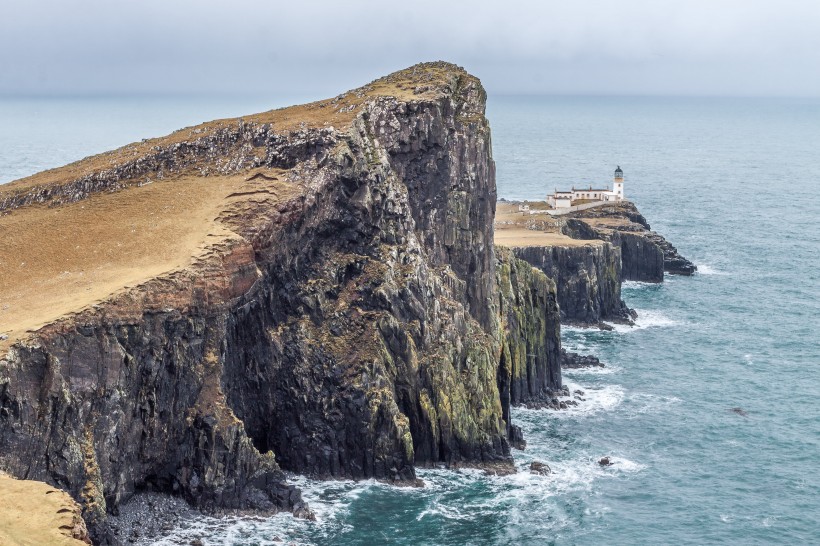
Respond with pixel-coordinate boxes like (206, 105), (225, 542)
(0, 63), (566, 542)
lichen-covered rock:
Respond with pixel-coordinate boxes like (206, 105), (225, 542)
(495, 247), (562, 421)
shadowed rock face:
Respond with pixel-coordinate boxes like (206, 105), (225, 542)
(0, 63), (561, 541)
(218, 77), (508, 481)
(496, 247), (562, 443)
(512, 243), (634, 325)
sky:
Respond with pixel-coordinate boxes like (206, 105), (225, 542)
(2, 0), (819, 98)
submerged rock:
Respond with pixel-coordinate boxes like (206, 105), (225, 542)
(530, 461), (552, 475)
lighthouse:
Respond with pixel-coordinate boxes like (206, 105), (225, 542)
(546, 167), (627, 209)
(613, 166), (624, 199)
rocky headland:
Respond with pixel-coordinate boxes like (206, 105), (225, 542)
(495, 200), (695, 326)
(0, 63), (692, 544)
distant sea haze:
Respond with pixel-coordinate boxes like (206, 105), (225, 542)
(1, 94), (818, 544)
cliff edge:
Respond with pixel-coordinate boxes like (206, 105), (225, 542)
(0, 63), (562, 542)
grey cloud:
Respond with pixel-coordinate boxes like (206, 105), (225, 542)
(1, 0), (818, 97)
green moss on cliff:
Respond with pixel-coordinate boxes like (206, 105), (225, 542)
(496, 247), (562, 407)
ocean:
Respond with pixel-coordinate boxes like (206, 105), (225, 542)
(1, 94), (818, 545)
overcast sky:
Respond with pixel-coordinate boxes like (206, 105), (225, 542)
(2, 0), (819, 98)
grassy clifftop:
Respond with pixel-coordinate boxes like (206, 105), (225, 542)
(0, 473), (90, 545)
(0, 62), (477, 352)
(0, 62), (476, 203)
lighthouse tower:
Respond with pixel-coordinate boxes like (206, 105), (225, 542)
(613, 166), (624, 200)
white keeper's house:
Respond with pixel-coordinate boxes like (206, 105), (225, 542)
(547, 166), (625, 209)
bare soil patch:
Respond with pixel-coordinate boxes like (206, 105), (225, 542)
(494, 201), (603, 248)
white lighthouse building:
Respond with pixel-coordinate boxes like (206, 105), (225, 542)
(612, 165), (624, 199)
(546, 167), (626, 209)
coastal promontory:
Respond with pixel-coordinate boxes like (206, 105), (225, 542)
(0, 62), (691, 543)
(0, 63), (564, 542)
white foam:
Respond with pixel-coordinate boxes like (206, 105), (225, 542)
(622, 392), (682, 418)
(603, 456), (646, 473)
(515, 381), (625, 419)
(562, 365), (619, 376)
(560, 339), (593, 352)
(416, 502), (469, 522)
(560, 328), (585, 338)
(605, 309), (677, 332)
(151, 450), (647, 545)
(503, 454), (645, 498)
(622, 280), (662, 289)
(149, 513), (312, 546)
(696, 263), (728, 275)
(148, 475), (385, 545)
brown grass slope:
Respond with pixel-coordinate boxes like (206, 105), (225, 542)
(0, 62), (466, 353)
(0, 473), (90, 545)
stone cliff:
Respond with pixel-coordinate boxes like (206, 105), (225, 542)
(0, 63), (563, 542)
(495, 247), (561, 445)
(0, 62), (692, 542)
(512, 244), (634, 325)
(495, 201), (694, 325)
(567, 202), (697, 279)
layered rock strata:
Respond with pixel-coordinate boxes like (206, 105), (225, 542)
(0, 63), (564, 541)
(496, 201), (694, 325)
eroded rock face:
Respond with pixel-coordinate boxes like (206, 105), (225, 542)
(0, 63), (527, 539)
(219, 84), (510, 480)
(512, 243), (634, 325)
(504, 202), (695, 326)
(496, 247), (562, 419)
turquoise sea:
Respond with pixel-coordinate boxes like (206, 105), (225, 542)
(1, 94), (818, 545)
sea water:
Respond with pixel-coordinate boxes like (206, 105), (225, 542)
(1, 94), (818, 545)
